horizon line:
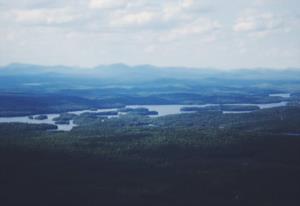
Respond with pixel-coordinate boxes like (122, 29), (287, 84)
(1, 62), (300, 71)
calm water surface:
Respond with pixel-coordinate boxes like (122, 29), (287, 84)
(0, 114), (76, 131)
(269, 93), (291, 98)
(0, 101), (289, 131)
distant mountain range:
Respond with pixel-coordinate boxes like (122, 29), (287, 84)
(0, 63), (299, 114)
(1, 63), (300, 81)
(0, 63), (300, 93)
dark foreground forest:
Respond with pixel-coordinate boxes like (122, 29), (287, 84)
(0, 64), (300, 206)
(1, 106), (300, 206)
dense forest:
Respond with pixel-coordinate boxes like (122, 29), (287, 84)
(1, 64), (300, 206)
(1, 105), (300, 206)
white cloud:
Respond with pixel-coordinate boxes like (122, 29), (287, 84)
(0, 0), (299, 68)
(181, 0), (194, 8)
(89, 0), (129, 9)
(234, 20), (256, 32)
(162, 0), (196, 21)
(10, 8), (80, 25)
(144, 45), (157, 53)
(159, 18), (221, 42)
(107, 0), (209, 29)
(233, 10), (289, 37)
(110, 11), (158, 27)
(264, 47), (298, 57)
(254, 0), (286, 6)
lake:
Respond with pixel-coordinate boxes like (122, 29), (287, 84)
(128, 101), (288, 115)
(0, 114), (77, 131)
(0, 101), (289, 131)
(269, 93), (291, 98)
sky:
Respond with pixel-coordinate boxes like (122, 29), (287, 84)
(0, 0), (299, 69)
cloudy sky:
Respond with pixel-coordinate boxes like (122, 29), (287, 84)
(0, 0), (299, 68)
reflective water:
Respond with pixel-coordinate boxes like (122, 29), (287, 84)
(127, 102), (288, 115)
(269, 93), (291, 98)
(0, 114), (77, 131)
(127, 104), (217, 116)
(225, 101), (288, 110)
(222, 111), (252, 114)
(0, 101), (289, 131)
